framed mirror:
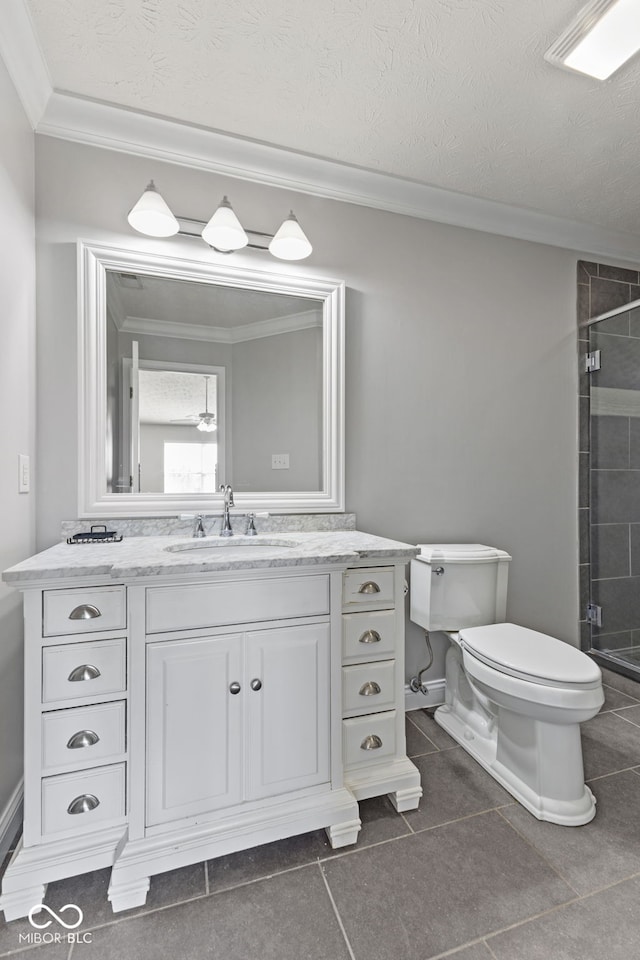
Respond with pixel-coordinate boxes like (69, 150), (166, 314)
(78, 241), (344, 517)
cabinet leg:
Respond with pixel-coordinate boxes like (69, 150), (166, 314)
(388, 785), (423, 812)
(0, 884), (48, 923)
(107, 876), (150, 913)
(325, 818), (361, 849)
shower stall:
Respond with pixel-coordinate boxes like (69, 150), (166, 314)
(581, 265), (640, 679)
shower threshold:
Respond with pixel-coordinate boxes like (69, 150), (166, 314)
(590, 648), (640, 685)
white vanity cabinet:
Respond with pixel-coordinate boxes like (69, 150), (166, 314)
(145, 622), (331, 826)
(1, 544), (421, 922)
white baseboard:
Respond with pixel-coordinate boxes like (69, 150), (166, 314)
(404, 678), (446, 712)
(0, 780), (23, 867)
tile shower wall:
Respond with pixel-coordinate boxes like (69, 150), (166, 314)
(578, 261), (640, 655)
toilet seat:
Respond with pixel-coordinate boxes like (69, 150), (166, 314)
(459, 623), (601, 689)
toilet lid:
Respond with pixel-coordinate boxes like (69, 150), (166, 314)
(459, 623), (601, 685)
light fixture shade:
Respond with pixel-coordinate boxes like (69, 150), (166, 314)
(201, 197), (248, 251)
(127, 181), (179, 237)
(545, 0), (640, 79)
(268, 212), (312, 261)
(196, 415), (217, 432)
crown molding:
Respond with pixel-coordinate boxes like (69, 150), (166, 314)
(4, 0), (638, 264)
(1, 0), (52, 127)
(116, 309), (321, 344)
(36, 91), (640, 263)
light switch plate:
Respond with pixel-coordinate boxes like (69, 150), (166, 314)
(18, 454), (30, 493)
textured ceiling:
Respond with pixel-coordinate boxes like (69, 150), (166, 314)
(26, 0), (640, 235)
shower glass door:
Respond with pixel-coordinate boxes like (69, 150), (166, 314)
(588, 302), (640, 673)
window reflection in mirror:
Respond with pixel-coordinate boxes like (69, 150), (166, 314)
(105, 270), (323, 496)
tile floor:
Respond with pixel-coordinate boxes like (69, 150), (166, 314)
(3, 666), (640, 959)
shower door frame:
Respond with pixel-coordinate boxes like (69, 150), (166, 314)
(579, 261), (640, 680)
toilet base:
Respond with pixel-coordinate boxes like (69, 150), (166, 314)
(435, 704), (597, 826)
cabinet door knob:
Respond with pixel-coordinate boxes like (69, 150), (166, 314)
(359, 681), (382, 697)
(67, 664), (101, 682)
(66, 730), (100, 749)
(250, 678), (262, 692)
(360, 735), (383, 751)
(358, 581), (380, 595)
(68, 604), (102, 620)
(358, 629), (381, 644)
(67, 794), (100, 815)
(229, 682), (241, 695)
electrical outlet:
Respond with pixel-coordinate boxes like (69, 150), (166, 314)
(18, 454), (30, 493)
(271, 453), (290, 470)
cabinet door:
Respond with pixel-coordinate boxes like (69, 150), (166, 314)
(245, 623), (331, 800)
(146, 634), (243, 826)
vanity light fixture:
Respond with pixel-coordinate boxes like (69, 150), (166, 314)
(545, 0), (640, 79)
(127, 183), (313, 260)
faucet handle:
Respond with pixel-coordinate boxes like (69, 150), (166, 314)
(246, 514), (258, 536)
(245, 512), (269, 536)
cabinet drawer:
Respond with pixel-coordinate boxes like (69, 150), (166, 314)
(42, 638), (127, 704)
(42, 701), (126, 771)
(146, 575), (330, 634)
(342, 660), (396, 717)
(343, 567), (395, 610)
(43, 586), (126, 637)
(41, 763), (126, 837)
(343, 711), (397, 767)
(342, 609), (397, 663)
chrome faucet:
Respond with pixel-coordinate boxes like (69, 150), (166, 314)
(193, 514), (206, 538)
(219, 484), (234, 537)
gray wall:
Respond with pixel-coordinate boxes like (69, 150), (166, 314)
(232, 326), (322, 491)
(0, 59), (36, 836)
(35, 135), (581, 686)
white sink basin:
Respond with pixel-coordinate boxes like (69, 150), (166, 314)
(165, 537), (297, 557)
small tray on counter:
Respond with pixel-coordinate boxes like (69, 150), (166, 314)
(67, 524), (123, 544)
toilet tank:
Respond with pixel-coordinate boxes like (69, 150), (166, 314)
(410, 544), (511, 631)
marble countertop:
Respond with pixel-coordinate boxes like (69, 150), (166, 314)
(3, 531), (419, 584)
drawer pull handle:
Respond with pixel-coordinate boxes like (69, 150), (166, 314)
(359, 681), (382, 697)
(67, 794), (100, 815)
(358, 581), (380, 595)
(250, 678), (262, 692)
(229, 682), (241, 695)
(360, 735), (383, 751)
(359, 629), (381, 644)
(68, 604), (102, 620)
(67, 729), (100, 749)
(67, 664), (101, 682)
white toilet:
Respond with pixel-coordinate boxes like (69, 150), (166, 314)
(410, 544), (604, 826)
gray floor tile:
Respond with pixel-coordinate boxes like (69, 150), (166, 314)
(487, 875), (640, 960)
(76, 864), (351, 960)
(402, 747), (513, 831)
(499, 770), (640, 895)
(0, 943), (69, 960)
(447, 945), (494, 959)
(581, 712), (640, 778)
(207, 829), (328, 894)
(207, 795), (410, 893)
(406, 708), (457, 750)
(599, 667), (640, 700)
(322, 811), (573, 960)
(601, 683), (640, 711)
(405, 715), (439, 758)
(612, 703), (640, 727)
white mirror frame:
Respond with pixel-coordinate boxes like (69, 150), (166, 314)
(78, 240), (345, 517)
